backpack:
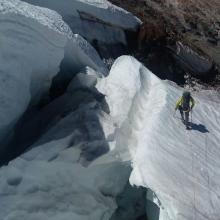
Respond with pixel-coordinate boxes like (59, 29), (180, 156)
(182, 91), (191, 111)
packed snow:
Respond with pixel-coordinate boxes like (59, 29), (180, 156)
(0, 0), (107, 146)
(98, 56), (220, 220)
(21, 0), (141, 44)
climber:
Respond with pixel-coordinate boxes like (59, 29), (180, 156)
(175, 91), (195, 129)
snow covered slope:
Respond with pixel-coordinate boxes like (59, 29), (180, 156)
(98, 56), (220, 220)
(0, 0), (107, 145)
(22, 0), (141, 44)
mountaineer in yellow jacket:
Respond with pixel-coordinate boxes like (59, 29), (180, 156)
(175, 91), (195, 129)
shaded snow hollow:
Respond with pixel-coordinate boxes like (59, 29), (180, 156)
(0, 0), (107, 145)
(97, 56), (220, 220)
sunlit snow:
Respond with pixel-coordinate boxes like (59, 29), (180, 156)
(99, 56), (220, 220)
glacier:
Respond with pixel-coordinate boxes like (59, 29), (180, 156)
(0, 0), (220, 219)
(98, 56), (220, 220)
(0, 63), (142, 220)
(1, 54), (220, 220)
(0, 0), (107, 146)
(21, 0), (141, 45)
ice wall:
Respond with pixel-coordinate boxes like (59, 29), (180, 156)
(22, 0), (141, 44)
(0, 0), (107, 146)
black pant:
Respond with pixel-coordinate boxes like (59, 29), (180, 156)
(179, 106), (189, 126)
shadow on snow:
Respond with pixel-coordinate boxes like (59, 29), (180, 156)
(190, 122), (209, 133)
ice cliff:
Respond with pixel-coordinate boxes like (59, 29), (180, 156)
(0, 0), (107, 146)
(22, 0), (141, 45)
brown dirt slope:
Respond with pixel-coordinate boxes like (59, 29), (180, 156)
(110, 0), (220, 85)
(110, 0), (220, 35)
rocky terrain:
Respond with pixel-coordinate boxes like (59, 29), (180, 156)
(110, 0), (220, 90)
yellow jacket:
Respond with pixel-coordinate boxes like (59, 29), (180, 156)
(175, 96), (195, 111)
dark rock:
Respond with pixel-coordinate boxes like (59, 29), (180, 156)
(207, 37), (218, 45)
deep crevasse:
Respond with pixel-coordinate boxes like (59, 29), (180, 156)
(0, 0), (107, 147)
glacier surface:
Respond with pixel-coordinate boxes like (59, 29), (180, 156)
(1, 54), (220, 220)
(98, 56), (220, 220)
(0, 1), (219, 218)
(21, 0), (141, 44)
(0, 0), (107, 146)
(0, 63), (133, 220)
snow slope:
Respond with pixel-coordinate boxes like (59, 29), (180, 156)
(0, 0), (107, 145)
(22, 0), (141, 44)
(98, 56), (220, 220)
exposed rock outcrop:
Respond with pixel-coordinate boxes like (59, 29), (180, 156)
(110, 0), (220, 87)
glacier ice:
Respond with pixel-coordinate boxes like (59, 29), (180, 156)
(0, 65), (133, 220)
(0, 160), (131, 220)
(21, 0), (141, 45)
(0, 0), (107, 146)
(0, 1), (220, 217)
(2, 54), (220, 220)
